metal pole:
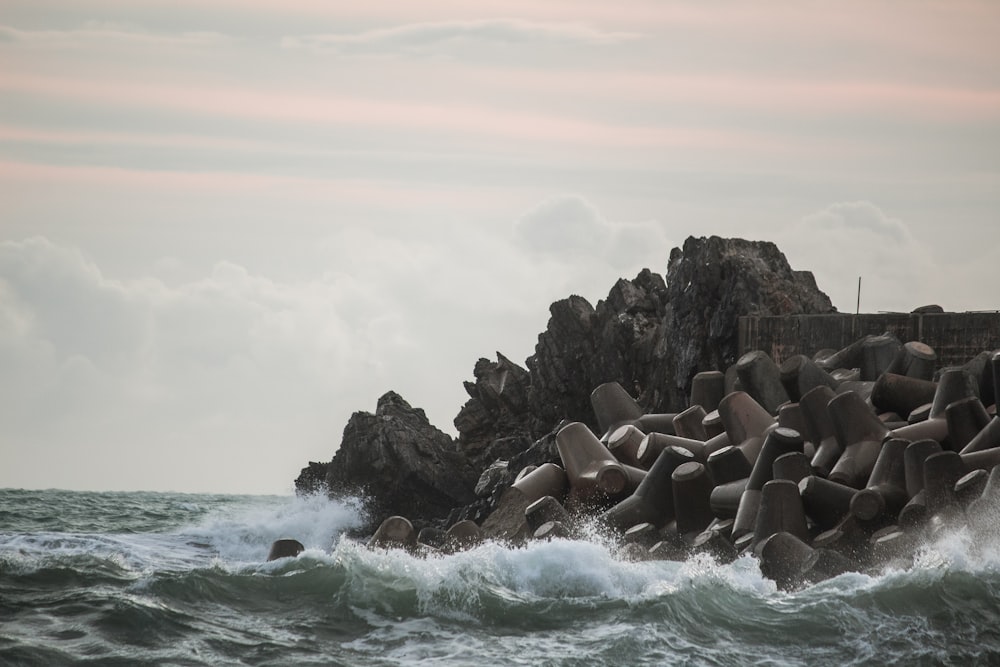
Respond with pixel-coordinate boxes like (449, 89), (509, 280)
(856, 276), (861, 315)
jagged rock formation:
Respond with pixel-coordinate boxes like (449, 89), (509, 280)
(455, 237), (834, 470)
(296, 236), (836, 529)
(659, 236), (835, 406)
(313, 391), (479, 529)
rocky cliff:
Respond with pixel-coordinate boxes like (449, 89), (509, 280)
(295, 236), (835, 529)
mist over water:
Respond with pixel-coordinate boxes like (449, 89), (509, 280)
(2, 489), (999, 666)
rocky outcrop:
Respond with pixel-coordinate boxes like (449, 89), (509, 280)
(297, 236), (836, 530)
(320, 391), (479, 531)
(658, 236), (836, 407)
(453, 353), (535, 473)
(454, 237), (834, 467)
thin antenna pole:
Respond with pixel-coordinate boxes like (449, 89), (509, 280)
(856, 276), (861, 315)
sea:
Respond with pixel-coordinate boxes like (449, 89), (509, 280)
(2, 488), (1000, 666)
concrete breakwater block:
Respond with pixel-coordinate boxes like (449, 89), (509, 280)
(311, 334), (1000, 593)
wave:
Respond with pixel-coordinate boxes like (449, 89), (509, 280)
(6, 490), (1000, 665)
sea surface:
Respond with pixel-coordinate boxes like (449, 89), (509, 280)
(2, 488), (1000, 666)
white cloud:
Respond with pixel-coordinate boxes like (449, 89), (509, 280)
(776, 201), (944, 314)
(514, 194), (672, 271)
(282, 19), (639, 55)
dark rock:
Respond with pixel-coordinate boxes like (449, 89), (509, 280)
(454, 353), (535, 471)
(294, 461), (329, 495)
(299, 236), (835, 532)
(324, 391), (479, 531)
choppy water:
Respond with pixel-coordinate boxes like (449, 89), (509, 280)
(2, 489), (999, 666)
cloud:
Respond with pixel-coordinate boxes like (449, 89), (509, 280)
(801, 201), (912, 243)
(513, 194), (672, 270)
(282, 19), (639, 55)
(0, 237), (396, 493)
(776, 201), (941, 313)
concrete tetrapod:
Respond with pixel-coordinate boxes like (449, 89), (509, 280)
(736, 350), (791, 415)
(850, 438), (910, 523)
(671, 461), (716, 542)
(607, 424), (646, 468)
(827, 391), (889, 488)
(717, 391), (777, 466)
(369, 516), (417, 550)
(524, 496), (572, 534)
(556, 421), (632, 509)
(799, 476), (857, 532)
(799, 385), (842, 478)
(590, 382), (643, 438)
(892, 367), (979, 444)
(267, 538), (305, 561)
(959, 417), (1000, 455)
(673, 404), (709, 441)
(945, 396), (992, 452)
(871, 373), (938, 419)
(601, 446), (695, 532)
(732, 427), (804, 539)
(752, 479), (810, 550)
(690, 371), (727, 414)
(887, 341), (938, 381)
(860, 333), (903, 381)
(779, 354), (839, 404)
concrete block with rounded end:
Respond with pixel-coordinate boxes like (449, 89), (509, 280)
(635, 432), (707, 467)
(955, 468), (989, 507)
(623, 522), (661, 549)
(860, 333), (903, 381)
(798, 475), (855, 531)
(267, 538), (305, 561)
(903, 439), (943, 498)
(945, 396), (991, 453)
(799, 385), (842, 477)
(534, 521), (572, 541)
(849, 438), (909, 523)
(779, 354), (839, 403)
(556, 421), (631, 507)
(417, 527), (448, 549)
(959, 414), (1000, 455)
(828, 391), (888, 488)
(369, 516), (417, 550)
(757, 531), (814, 590)
(772, 451), (812, 484)
(443, 520), (483, 552)
(590, 382), (643, 437)
(607, 424), (646, 468)
(525, 495), (572, 533)
(691, 371), (726, 414)
(717, 391), (777, 462)
(601, 446), (694, 531)
(707, 445), (753, 485)
(671, 461), (716, 540)
(871, 373), (938, 418)
(691, 529), (738, 564)
(753, 479), (810, 548)
(509, 462), (568, 506)
(922, 451), (966, 515)
(736, 350), (790, 415)
(673, 404), (709, 441)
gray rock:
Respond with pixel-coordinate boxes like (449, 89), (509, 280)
(322, 391), (479, 531)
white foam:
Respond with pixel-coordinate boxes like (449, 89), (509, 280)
(179, 492), (366, 564)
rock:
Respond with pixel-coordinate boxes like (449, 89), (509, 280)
(324, 391), (479, 531)
(299, 236), (835, 532)
(294, 461), (329, 495)
(454, 353), (535, 471)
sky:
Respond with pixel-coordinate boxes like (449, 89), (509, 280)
(1, 1), (998, 494)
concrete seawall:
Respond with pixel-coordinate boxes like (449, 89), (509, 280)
(739, 312), (1000, 367)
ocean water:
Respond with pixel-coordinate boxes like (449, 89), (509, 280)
(2, 489), (1000, 666)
